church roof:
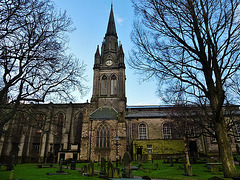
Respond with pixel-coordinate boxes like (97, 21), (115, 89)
(105, 4), (117, 38)
(90, 106), (118, 120)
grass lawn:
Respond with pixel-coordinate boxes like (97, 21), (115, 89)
(0, 160), (239, 179)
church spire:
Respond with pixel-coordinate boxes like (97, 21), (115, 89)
(105, 4), (117, 38)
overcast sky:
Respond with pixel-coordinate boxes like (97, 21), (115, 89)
(52, 0), (161, 105)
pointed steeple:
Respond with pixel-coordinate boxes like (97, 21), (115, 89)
(105, 4), (117, 38)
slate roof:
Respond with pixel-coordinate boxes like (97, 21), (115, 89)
(90, 106), (118, 120)
(126, 111), (169, 118)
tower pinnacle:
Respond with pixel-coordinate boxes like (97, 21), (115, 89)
(105, 4), (117, 38)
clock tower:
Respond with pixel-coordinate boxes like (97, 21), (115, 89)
(91, 5), (126, 112)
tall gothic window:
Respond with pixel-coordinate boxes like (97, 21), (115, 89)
(110, 75), (117, 95)
(139, 123), (147, 139)
(163, 123), (172, 139)
(96, 124), (110, 148)
(101, 75), (107, 95)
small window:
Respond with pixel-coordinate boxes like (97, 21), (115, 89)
(139, 123), (147, 139)
(147, 145), (152, 154)
(163, 123), (172, 139)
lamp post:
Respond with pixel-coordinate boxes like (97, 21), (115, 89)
(114, 134), (120, 168)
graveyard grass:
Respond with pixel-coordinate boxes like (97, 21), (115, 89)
(0, 160), (239, 179)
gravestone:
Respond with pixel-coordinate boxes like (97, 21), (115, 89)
(119, 156), (122, 165)
(152, 157), (154, 164)
(99, 157), (107, 179)
(154, 163), (159, 170)
(211, 165), (219, 174)
(138, 164), (143, 170)
(45, 158), (69, 175)
(70, 160), (76, 170)
(107, 161), (114, 178)
(113, 167), (120, 178)
(80, 166), (84, 174)
(84, 165), (88, 173)
(46, 158), (69, 175)
(145, 167), (150, 173)
(90, 160), (94, 175)
(137, 154), (142, 166)
(57, 158), (64, 173)
(170, 157), (173, 166)
(122, 151), (132, 178)
(98, 155), (101, 166)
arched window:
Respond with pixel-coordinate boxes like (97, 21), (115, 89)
(96, 124), (110, 147)
(101, 75), (108, 95)
(163, 123), (172, 139)
(110, 75), (117, 95)
(139, 123), (147, 139)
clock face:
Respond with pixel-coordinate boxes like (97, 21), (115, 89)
(106, 60), (113, 66)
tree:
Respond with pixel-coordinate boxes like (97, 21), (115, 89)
(130, 0), (240, 177)
(0, 0), (86, 137)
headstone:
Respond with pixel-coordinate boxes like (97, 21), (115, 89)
(100, 157), (106, 172)
(56, 158), (64, 173)
(138, 164), (143, 170)
(80, 166), (84, 174)
(99, 157), (107, 179)
(119, 156), (122, 165)
(145, 167), (150, 173)
(113, 167), (120, 178)
(154, 163), (159, 170)
(70, 160), (76, 170)
(90, 160), (94, 175)
(107, 161), (114, 178)
(122, 151), (132, 178)
(170, 157), (173, 166)
(87, 163), (90, 174)
(152, 157), (154, 164)
(84, 165), (87, 173)
(211, 165), (219, 174)
(98, 155), (101, 166)
(137, 154), (142, 166)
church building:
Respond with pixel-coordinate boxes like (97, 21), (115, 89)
(1, 5), (240, 164)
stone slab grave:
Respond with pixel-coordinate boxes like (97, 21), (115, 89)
(46, 158), (69, 175)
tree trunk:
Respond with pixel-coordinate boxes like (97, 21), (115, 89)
(215, 114), (239, 178)
(183, 135), (192, 176)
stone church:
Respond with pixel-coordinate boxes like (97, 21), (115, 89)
(1, 6), (240, 164)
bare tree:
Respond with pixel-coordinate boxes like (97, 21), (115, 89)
(0, 0), (86, 136)
(130, 0), (240, 177)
